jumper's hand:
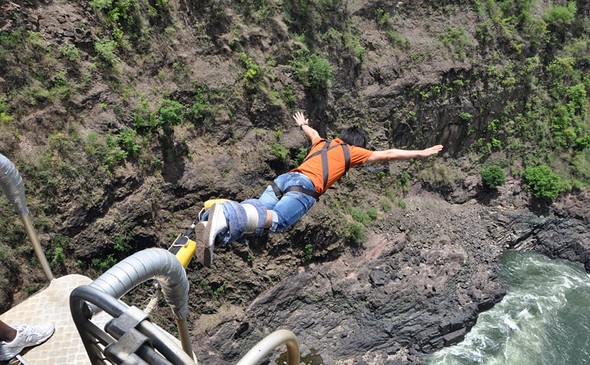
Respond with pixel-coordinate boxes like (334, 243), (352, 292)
(293, 111), (309, 128)
(422, 145), (444, 157)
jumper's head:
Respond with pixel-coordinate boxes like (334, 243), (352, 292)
(340, 126), (368, 148)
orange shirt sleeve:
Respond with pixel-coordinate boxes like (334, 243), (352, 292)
(348, 145), (373, 167)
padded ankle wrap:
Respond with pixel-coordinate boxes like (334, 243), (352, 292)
(241, 199), (267, 235)
(219, 201), (247, 244)
(203, 199), (268, 244)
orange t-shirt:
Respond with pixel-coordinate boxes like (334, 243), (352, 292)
(292, 137), (373, 195)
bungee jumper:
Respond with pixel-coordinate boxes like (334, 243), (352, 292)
(195, 111), (443, 267)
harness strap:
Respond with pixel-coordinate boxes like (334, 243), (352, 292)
(271, 182), (320, 201)
(301, 140), (351, 191)
(321, 141), (329, 191)
(342, 144), (351, 173)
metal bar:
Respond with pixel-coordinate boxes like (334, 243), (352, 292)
(15, 354), (30, 365)
(71, 282), (196, 365)
(20, 214), (53, 281)
(235, 329), (300, 365)
(176, 318), (194, 360)
(0, 153), (53, 281)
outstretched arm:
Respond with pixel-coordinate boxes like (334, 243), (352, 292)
(367, 145), (443, 162)
(293, 111), (320, 141)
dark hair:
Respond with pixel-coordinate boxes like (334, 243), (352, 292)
(340, 126), (368, 148)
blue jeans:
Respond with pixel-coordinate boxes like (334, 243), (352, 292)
(258, 172), (317, 232)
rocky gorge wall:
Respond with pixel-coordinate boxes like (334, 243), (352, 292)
(191, 183), (590, 364)
(1, 0), (590, 364)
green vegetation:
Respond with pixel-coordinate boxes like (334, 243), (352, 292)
(375, 8), (409, 49)
(301, 243), (314, 264)
(481, 165), (506, 190)
(0, 98), (13, 124)
(283, 0), (362, 98)
(239, 52), (262, 85)
(292, 52), (334, 95)
(49, 234), (70, 270)
(213, 282), (226, 300)
(271, 142), (289, 161)
(283, 0), (357, 52)
(458, 112), (473, 123)
(346, 222), (365, 244)
(90, 235), (133, 272)
(187, 84), (227, 131)
(132, 96), (187, 135)
(380, 198), (393, 212)
(0, 30), (86, 111)
(236, 0), (275, 24)
(295, 147), (309, 166)
(113, 235), (132, 253)
(348, 207), (377, 226)
(59, 43), (80, 62)
(440, 27), (471, 60)
(91, 0), (169, 42)
(91, 254), (118, 272)
(397, 199), (407, 209)
(198, 279), (228, 300)
(270, 130), (289, 161)
(112, 128), (143, 158)
(271, 143), (289, 161)
(95, 38), (118, 64)
(523, 165), (565, 200)
(543, 2), (577, 29)
(386, 29), (410, 49)
(386, 0), (590, 199)
(157, 99), (185, 133)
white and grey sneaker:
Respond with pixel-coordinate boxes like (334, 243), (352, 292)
(0, 323), (55, 361)
(194, 220), (211, 267)
(194, 203), (227, 268)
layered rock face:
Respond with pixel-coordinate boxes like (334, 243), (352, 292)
(1, 1), (590, 364)
(193, 191), (590, 364)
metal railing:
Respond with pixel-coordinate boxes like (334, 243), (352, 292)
(71, 248), (194, 363)
(1, 153), (301, 365)
(0, 153), (53, 281)
(237, 329), (300, 365)
(70, 248), (301, 365)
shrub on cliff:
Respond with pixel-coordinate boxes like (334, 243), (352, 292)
(523, 165), (565, 200)
(291, 52), (334, 95)
(157, 99), (185, 135)
(481, 165), (506, 190)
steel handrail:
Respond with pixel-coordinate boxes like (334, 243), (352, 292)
(71, 284), (196, 365)
(1, 153), (302, 364)
(0, 153), (53, 281)
(236, 329), (300, 365)
(85, 248), (193, 360)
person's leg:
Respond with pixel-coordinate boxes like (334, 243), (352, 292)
(264, 210), (273, 228)
(0, 322), (54, 361)
(196, 199), (267, 266)
(265, 172), (317, 232)
(258, 185), (279, 210)
(257, 172), (290, 228)
(0, 320), (16, 342)
(267, 191), (315, 232)
(195, 172), (315, 265)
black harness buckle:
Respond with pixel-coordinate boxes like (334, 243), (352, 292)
(271, 182), (320, 201)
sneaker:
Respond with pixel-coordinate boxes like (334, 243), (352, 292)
(195, 204), (227, 268)
(0, 323), (55, 361)
(194, 220), (212, 267)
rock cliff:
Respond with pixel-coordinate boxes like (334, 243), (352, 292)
(1, 0), (589, 364)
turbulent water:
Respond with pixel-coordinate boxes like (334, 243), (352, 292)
(427, 251), (590, 365)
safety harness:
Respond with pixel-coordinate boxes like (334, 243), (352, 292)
(272, 140), (350, 201)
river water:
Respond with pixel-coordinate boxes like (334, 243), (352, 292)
(427, 251), (590, 365)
